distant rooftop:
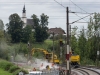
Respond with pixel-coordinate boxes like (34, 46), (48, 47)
(48, 27), (66, 34)
(27, 19), (34, 26)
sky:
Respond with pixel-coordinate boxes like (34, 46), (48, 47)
(1, 0), (100, 31)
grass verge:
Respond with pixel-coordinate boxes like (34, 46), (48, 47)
(0, 68), (13, 75)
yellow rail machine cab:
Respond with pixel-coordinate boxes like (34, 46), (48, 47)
(70, 54), (80, 68)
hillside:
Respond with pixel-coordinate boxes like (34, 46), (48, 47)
(0, 59), (28, 75)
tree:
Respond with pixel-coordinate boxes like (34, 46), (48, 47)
(40, 13), (49, 28)
(78, 28), (87, 60)
(31, 14), (39, 28)
(70, 26), (79, 54)
(0, 19), (4, 31)
(7, 13), (23, 43)
(0, 19), (4, 41)
(21, 25), (35, 43)
(0, 31), (4, 40)
(86, 13), (100, 61)
(31, 13), (49, 42)
(29, 30), (35, 43)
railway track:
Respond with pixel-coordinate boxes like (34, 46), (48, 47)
(13, 62), (100, 75)
(72, 67), (100, 75)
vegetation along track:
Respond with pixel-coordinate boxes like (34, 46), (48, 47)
(72, 67), (100, 75)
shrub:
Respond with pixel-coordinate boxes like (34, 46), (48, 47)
(13, 69), (21, 75)
(9, 65), (20, 73)
(0, 60), (13, 70)
(0, 59), (28, 75)
(81, 57), (94, 66)
(4, 63), (13, 70)
(13, 69), (28, 75)
(0, 47), (10, 60)
(22, 69), (28, 74)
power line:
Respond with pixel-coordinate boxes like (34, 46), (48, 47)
(0, 15), (91, 18)
(72, 13), (88, 23)
(70, 13), (94, 24)
(51, 0), (92, 24)
(0, 17), (78, 19)
(0, 1), (100, 3)
(68, 0), (93, 23)
(0, 2), (99, 8)
(75, 22), (89, 23)
(69, 0), (88, 13)
(0, 2), (100, 5)
(53, 0), (66, 8)
(69, 11), (94, 14)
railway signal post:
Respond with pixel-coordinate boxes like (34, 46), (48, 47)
(52, 32), (54, 64)
(27, 41), (30, 61)
(66, 7), (70, 75)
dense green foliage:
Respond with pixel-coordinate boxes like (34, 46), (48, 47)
(0, 19), (4, 41)
(6, 13), (49, 43)
(31, 13), (49, 42)
(70, 13), (100, 64)
(21, 25), (35, 43)
(7, 13), (23, 43)
(0, 59), (28, 75)
(0, 19), (4, 31)
(12, 69), (28, 75)
(6, 13), (35, 43)
(9, 65), (20, 73)
(0, 60), (13, 70)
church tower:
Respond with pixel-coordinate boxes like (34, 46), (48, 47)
(22, 5), (27, 28)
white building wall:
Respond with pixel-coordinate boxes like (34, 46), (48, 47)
(22, 12), (27, 28)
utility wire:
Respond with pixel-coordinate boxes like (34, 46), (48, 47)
(73, 13), (88, 23)
(75, 22), (89, 23)
(70, 13), (94, 24)
(1, 16), (89, 18)
(69, 11), (94, 14)
(69, 0), (88, 13)
(53, 0), (66, 8)
(69, 0), (92, 23)
(0, 2), (100, 5)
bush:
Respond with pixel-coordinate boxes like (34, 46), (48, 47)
(4, 63), (13, 70)
(13, 69), (28, 75)
(0, 47), (10, 60)
(13, 69), (21, 75)
(81, 57), (94, 66)
(9, 65), (20, 73)
(21, 69), (29, 74)
(0, 60), (13, 70)
(0, 59), (28, 75)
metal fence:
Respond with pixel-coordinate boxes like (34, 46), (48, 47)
(25, 70), (59, 75)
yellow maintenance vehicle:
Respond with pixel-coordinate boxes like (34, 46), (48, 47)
(70, 54), (80, 68)
(31, 48), (60, 64)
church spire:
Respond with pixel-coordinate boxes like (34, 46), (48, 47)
(23, 4), (26, 13)
(22, 4), (27, 28)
